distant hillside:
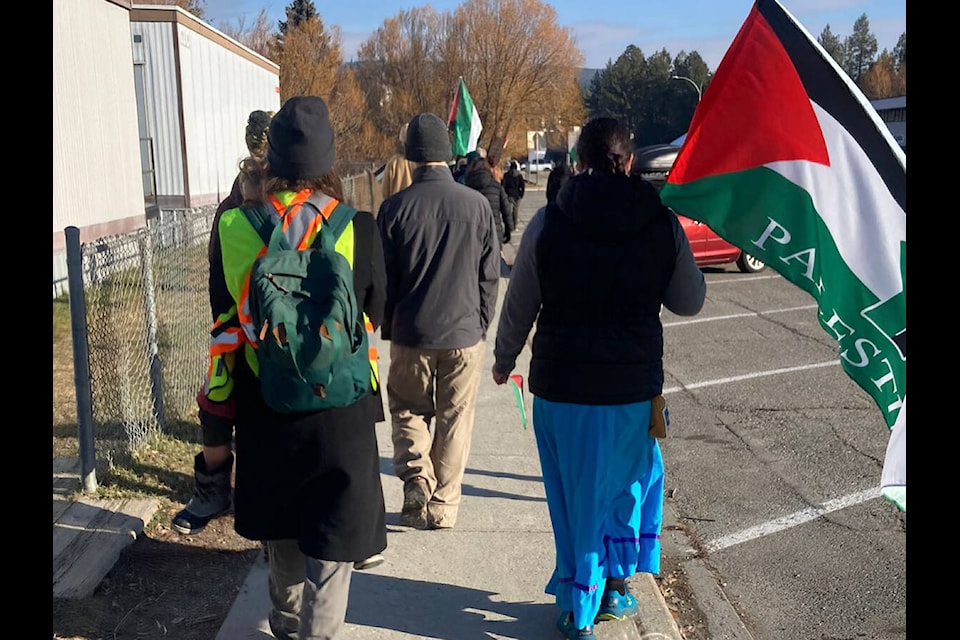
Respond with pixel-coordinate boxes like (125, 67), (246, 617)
(578, 68), (601, 90)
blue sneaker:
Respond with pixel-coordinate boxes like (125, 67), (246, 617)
(556, 612), (596, 639)
(595, 587), (639, 622)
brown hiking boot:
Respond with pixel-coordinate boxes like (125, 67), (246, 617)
(400, 478), (429, 529)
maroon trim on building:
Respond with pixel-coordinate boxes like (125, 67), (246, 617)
(53, 214), (148, 253)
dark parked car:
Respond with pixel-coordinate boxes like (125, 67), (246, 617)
(634, 144), (765, 273)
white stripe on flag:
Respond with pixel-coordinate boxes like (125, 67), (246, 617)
(768, 101), (905, 302)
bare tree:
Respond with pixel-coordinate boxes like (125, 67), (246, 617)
(215, 8), (276, 61)
(355, 0), (584, 164)
(354, 6), (454, 146)
(449, 0), (584, 158)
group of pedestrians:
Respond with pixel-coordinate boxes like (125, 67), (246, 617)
(176, 97), (706, 640)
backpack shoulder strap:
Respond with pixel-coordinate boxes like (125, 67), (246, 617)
(324, 202), (358, 240)
(240, 203), (276, 246)
(297, 192), (357, 249)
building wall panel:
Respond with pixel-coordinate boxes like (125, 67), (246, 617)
(131, 20), (185, 205)
(53, 0), (144, 251)
(177, 24), (280, 208)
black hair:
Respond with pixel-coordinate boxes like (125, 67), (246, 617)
(575, 117), (633, 175)
(545, 163), (572, 205)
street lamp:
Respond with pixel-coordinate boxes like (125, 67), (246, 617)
(671, 75), (702, 103)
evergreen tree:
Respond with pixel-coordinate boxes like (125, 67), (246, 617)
(893, 32), (906, 70)
(279, 0), (318, 36)
(818, 24), (846, 70)
(843, 13), (878, 83)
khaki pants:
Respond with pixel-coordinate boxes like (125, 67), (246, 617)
(266, 539), (353, 640)
(387, 341), (484, 528)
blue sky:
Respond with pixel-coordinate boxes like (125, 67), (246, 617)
(203, 0), (906, 71)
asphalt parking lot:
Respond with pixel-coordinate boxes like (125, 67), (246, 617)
(657, 264), (906, 640)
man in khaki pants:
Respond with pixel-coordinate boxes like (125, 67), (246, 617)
(377, 113), (500, 530)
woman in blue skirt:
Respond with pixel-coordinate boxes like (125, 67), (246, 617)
(491, 117), (706, 639)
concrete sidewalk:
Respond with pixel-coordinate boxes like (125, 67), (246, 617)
(216, 186), (685, 639)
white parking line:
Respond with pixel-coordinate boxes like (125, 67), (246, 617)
(707, 274), (783, 284)
(703, 487), (882, 554)
(662, 360), (839, 395)
(664, 304), (818, 327)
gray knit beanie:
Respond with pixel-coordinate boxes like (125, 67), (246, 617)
(405, 113), (452, 163)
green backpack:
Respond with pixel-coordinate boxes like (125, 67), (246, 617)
(241, 194), (371, 413)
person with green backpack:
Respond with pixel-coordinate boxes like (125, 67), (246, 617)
(197, 95), (388, 640)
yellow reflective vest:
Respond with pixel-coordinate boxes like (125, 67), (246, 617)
(202, 188), (380, 408)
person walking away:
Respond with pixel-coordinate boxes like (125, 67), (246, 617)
(200, 95), (389, 639)
(501, 160), (525, 240)
(377, 113), (500, 530)
(381, 122), (416, 202)
(463, 154), (512, 246)
(171, 108), (273, 537)
(490, 117), (706, 640)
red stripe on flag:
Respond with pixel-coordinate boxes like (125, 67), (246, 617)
(669, 3), (830, 185)
(447, 89), (461, 127)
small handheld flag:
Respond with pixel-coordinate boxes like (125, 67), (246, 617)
(509, 374), (527, 429)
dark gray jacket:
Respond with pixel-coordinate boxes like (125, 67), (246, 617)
(377, 164), (500, 349)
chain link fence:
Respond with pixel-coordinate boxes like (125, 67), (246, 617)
(73, 207), (214, 466)
(63, 172), (383, 474)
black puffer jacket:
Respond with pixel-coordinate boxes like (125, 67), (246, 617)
(464, 166), (511, 242)
(531, 173), (679, 404)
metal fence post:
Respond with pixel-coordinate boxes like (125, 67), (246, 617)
(65, 226), (98, 493)
(138, 231), (166, 431)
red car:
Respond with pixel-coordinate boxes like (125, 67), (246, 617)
(633, 144), (765, 273)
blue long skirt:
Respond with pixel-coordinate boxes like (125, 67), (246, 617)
(532, 396), (664, 630)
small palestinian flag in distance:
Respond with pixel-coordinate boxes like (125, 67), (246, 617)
(658, 0), (905, 512)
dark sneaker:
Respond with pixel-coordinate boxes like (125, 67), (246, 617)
(170, 452), (232, 535)
(594, 587), (639, 622)
(557, 612), (596, 639)
(268, 610), (298, 640)
(354, 553), (385, 571)
(400, 479), (428, 529)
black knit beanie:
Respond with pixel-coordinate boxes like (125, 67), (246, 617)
(267, 96), (336, 181)
(405, 113), (452, 163)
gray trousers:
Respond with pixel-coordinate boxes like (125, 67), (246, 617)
(387, 341), (485, 528)
(266, 539), (353, 640)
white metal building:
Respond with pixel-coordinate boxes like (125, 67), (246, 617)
(673, 95), (906, 151)
(870, 95), (906, 150)
(130, 4), (280, 211)
(53, 0), (145, 282)
(53, 1), (281, 296)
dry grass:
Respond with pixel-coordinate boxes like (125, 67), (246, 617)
(53, 296), (203, 531)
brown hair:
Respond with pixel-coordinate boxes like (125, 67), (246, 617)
(239, 155), (344, 204)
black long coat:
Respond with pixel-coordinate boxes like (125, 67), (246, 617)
(464, 165), (512, 241)
(225, 206), (389, 562)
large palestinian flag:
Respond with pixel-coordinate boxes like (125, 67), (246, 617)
(448, 77), (483, 157)
(659, 0), (906, 512)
